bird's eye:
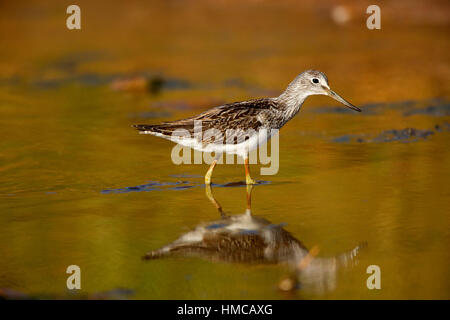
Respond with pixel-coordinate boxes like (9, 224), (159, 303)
(312, 78), (319, 84)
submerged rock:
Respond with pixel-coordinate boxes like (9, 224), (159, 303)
(404, 103), (450, 116)
(332, 125), (449, 143)
(314, 98), (449, 116)
(111, 75), (191, 94)
(372, 128), (434, 142)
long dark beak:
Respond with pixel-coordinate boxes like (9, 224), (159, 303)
(323, 87), (361, 112)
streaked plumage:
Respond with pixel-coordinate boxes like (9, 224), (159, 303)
(134, 99), (275, 148)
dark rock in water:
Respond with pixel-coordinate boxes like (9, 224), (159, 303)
(148, 76), (164, 94)
(101, 178), (271, 194)
(111, 75), (191, 94)
(314, 106), (374, 115)
(315, 99), (392, 114)
(314, 98), (449, 116)
(333, 126), (442, 144)
(332, 135), (352, 143)
(372, 128), (434, 143)
(404, 104), (450, 116)
(101, 180), (194, 193)
(389, 100), (416, 109)
(33, 69), (192, 93)
(148, 76), (191, 94)
(434, 122), (450, 132)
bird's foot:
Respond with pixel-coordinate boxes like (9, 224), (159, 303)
(246, 176), (257, 185)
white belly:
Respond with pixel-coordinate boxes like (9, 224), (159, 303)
(144, 129), (272, 158)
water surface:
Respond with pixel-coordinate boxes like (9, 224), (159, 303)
(0, 0), (449, 299)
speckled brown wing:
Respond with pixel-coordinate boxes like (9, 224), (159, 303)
(133, 98), (277, 145)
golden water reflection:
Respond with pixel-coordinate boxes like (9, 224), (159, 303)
(0, 0), (449, 300)
(144, 185), (363, 295)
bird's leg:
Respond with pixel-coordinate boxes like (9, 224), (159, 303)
(245, 184), (254, 215)
(205, 154), (221, 185)
(244, 157), (256, 185)
(205, 160), (217, 185)
(205, 184), (225, 218)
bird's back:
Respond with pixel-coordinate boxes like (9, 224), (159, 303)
(133, 98), (280, 137)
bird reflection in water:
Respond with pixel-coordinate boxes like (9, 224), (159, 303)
(143, 185), (365, 294)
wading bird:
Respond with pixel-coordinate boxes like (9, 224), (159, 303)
(133, 70), (360, 184)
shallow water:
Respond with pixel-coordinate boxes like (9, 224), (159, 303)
(0, 0), (449, 299)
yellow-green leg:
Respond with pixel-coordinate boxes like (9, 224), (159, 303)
(205, 184), (225, 218)
(244, 157), (256, 185)
(205, 159), (217, 185)
(246, 184), (254, 212)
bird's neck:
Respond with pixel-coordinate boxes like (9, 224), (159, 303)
(276, 90), (309, 120)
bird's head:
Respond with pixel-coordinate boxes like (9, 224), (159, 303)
(280, 70), (361, 112)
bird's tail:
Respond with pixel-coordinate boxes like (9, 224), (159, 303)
(133, 124), (158, 132)
(132, 121), (196, 138)
(142, 247), (172, 260)
(132, 124), (172, 136)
